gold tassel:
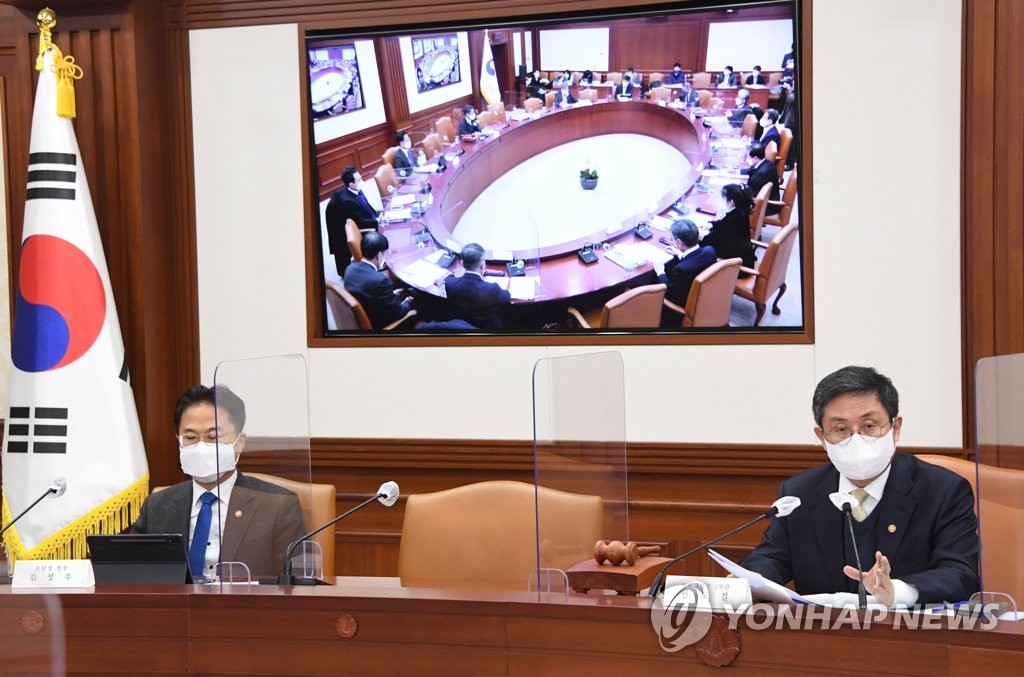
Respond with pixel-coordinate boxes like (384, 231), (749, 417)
(53, 51), (83, 119)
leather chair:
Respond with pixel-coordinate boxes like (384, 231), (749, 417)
(697, 90), (713, 109)
(567, 283), (666, 329)
(768, 71), (783, 87)
(691, 72), (712, 88)
(662, 258), (742, 327)
(917, 455), (1024, 607)
(740, 113), (758, 139)
(577, 88), (598, 104)
(523, 97), (543, 113)
(649, 86), (672, 103)
(733, 223), (798, 326)
(398, 480), (603, 589)
(770, 126), (794, 176)
(647, 72), (664, 88)
(544, 90), (556, 109)
(421, 132), (443, 161)
(435, 116), (457, 144)
(477, 111), (499, 128)
(764, 166), (798, 229)
(344, 219), (365, 263)
(571, 71), (583, 84)
(381, 146), (398, 168)
(709, 96), (724, 113)
(245, 472), (337, 578)
(373, 163), (400, 199)
(606, 72), (622, 85)
(749, 181), (773, 242)
(486, 101), (506, 123)
(324, 279), (417, 331)
(450, 106), (465, 124)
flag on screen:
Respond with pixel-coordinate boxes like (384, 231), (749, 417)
(480, 30), (501, 105)
(1, 24), (148, 565)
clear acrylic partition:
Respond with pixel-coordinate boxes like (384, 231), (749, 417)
(531, 352), (628, 594)
(514, 204), (543, 303)
(973, 354), (1024, 612)
(0, 593), (65, 675)
(212, 355), (312, 589)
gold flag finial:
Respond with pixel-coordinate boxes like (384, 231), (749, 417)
(36, 7), (57, 70)
(33, 8), (82, 118)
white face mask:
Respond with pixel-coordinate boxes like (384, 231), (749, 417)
(179, 439), (238, 484)
(760, 118), (770, 127)
(824, 429), (896, 481)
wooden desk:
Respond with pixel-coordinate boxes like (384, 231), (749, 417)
(2, 582), (1021, 674)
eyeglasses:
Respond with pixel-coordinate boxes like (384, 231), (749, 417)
(176, 432), (239, 448)
(822, 420), (892, 446)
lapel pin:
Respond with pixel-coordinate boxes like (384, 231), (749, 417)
(235, 510), (243, 518)
(887, 524), (897, 533)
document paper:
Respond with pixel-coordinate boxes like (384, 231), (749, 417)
(707, 549), (814, 605)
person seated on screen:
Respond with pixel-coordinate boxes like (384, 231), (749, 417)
(131, 385), (305, 581)
(758, 108), (782, 155)
(700, 183), (756, 270)
(741, 366), (980, 607)
(579, 69), (595, 86)
(554, 69), (573, 87)
(677, 82), (700, 107)
(745, 65), (767, 86)
(343, 231), (414, 329)
(459, 104), (483, 136)
(526, 68), (548, 98)
(443, 242), (511, 330)
(716, 65), (738, 88)
(623, 66), (639, 89)
(554, 82), (577, 108)
(666, 63), (687, 86)
(744, 142), (782, 216)
(614, 74), (635, 100)
(324, 165), (379, 276)
(653, 219), (717, 327)
(393, 131), (417, 178)
(727, 89), (753, 128)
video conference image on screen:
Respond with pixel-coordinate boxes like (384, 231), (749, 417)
(309, 1), (803, 337)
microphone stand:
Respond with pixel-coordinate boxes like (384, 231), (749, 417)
(264, 492), (385, 586)
(648, 506), (778, 597)
(841, 503), (868, 610)
(0, 485), (60, 536)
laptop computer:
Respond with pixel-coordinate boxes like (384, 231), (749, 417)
(87, 533), (192, 584)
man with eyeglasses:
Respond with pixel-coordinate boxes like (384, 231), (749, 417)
(741, 366), (979, 607)
(132, 385), (305, 580)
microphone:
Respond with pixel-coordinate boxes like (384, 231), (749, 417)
(647, 496), (800, 597)
(0, 477), (67, 536)
(829, 492), (868, 609)
(263, 481), (400, 586)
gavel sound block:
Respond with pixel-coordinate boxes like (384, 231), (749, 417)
(567, 540), (671, 595)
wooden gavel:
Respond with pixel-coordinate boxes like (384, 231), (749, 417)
(594, 540), (662, 566)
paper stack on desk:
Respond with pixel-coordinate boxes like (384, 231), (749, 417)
(508, 276), (537, 300)
(400, 258), (450, 288)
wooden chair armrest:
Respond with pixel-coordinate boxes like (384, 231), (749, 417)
(566, 307), (591, 329)
(662, 298), (689, 317)
(739, 265), (760, 277)
(766, 199), (785, 207)
(751, 239), (769, 249)
(383, 308), (418, 331)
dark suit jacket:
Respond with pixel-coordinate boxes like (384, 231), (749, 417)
(716, 73), (738, 87)
(554, 91), (577, 107)
(613, 82), (634, 98)
(728, 105), (753, 128)
(760, 125), (781, 150)
(666, 71), (687, 85)
(746, 159), (781, 215)
(393, 147), (415, 178)
(659, 246), (718, 307)
(740, 453), (980, 604)
(459, 117), (482, 135)
(702, 208), (756, 269)
(324, 188), (379, 274)
(443, 272), (512, 330)
(745, 73), (767, 86)
(132, 473), (305, 578)
(343, 260), (412, 329)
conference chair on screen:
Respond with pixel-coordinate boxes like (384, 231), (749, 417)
(691, 72), (712, 88)
(571, 71), (583, 84)
(606, 72), (622, 85)
(477, 111), (500, 128)
(566, 283), (666, 329)
(324, 279), (417, 331)
(740, 113), (758, 139)
(649, 87), (672, 103)
(381, 146), (398, 168)
(344, 219), (368, 264)
(733, 223), (798, 326)
(749, 181), (773, 242)
(450, 106), (465, 124)
(647, 72), (664, 88)
(697, 90), (713, 109)
(916, 455), (1024, 607)
(662, 258), (742, 328)
(709, 96), (724, 113)
(398, 480), (603, 589)
(524, 97), (543, 113)
(764, 167), (798, 230)
(373, 164), (401, 199)
(578, 88), (598, 104)
(768, 71), (783, 87)
(421, 133), (444, 161)
(435, 116), (457, 144)
(486, 101), (506, 123)
(544, 91), (556, 109)
(771, 127), (794, 176)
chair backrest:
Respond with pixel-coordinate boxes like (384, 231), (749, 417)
(697, 90), (713, 109)
(246, 472), (337, 578)
(691, 72), (712, 88)
(774, 126), (794, 176)
(450, 106), (465, 124)
(422, 132), (443, 160)
(917, 455), (1024, 606)
(682, 258), (742, 327)
(398, 480), (603, 589)
(606, 72), (623, 85)
(578, 88), (598, 104)
(651, 86), (672, 103)
(647, 72), (664, 87)
(765, 166), (798, 228)
(381, 146), (398, 168)
(597, 283), (666, 328)
(344, 219), (363, 263)
(768, 71), (783, 86)
(373, 163), (400, 199)
(749, 180), (773, 241)
(709, 96), (723, 112)
(435, 116), (457, 144)
(324, 279), (373, 330)
(752, 223), (799, 299)
(740, 113), (758, 138)
(571, 70), (583, 84)
(524, 97), (543, 113)
(548, 71), (561, 82)
(477, 111), (499, 128)
(544, 90), (556, 108)
(486, 101), (507, 123)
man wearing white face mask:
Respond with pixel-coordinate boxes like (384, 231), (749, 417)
(741, 366), (979, 607)
(132, 385), (304, 580)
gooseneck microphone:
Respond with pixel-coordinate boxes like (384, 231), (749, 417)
(0, 477), (67, 537)
(264, 481), (400, 586)
(829, 492), (868, 609)
(647, 496), (801, 597)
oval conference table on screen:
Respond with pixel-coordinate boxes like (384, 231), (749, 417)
(381, 100), (716, 305)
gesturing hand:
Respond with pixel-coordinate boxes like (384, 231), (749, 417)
(843, 550), (894, 607)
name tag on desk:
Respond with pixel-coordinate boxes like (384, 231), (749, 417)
(12, 560), (95, 589)
(663, 575), (752, 610)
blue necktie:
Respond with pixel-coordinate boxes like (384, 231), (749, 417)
(188, 491), (217, 577)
